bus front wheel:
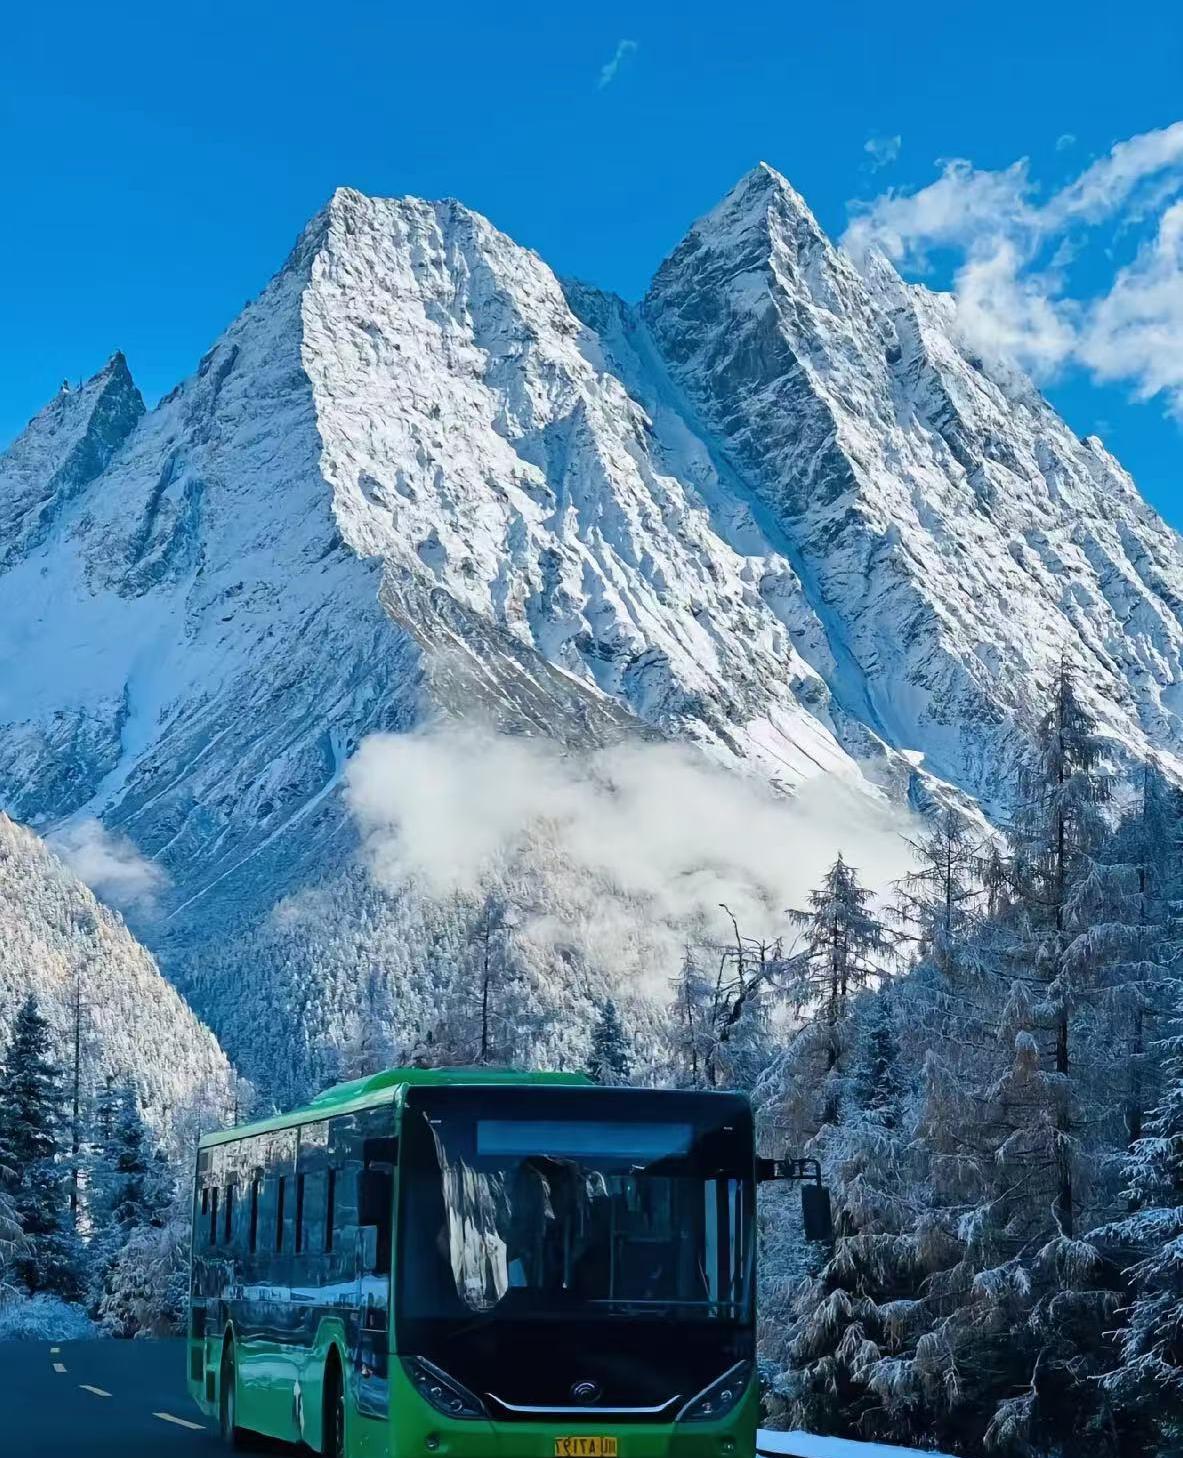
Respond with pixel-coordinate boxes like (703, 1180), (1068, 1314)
(323, 1356), (346, 1458)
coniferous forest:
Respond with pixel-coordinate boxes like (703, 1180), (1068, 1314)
(2, 664), (1183, 1454)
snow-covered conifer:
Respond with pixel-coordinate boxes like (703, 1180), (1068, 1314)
(0, 996), (83, 1299)
(587, 1000), (631, 1084)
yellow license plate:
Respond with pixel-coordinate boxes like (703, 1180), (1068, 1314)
(554, 1439), (618, 1457)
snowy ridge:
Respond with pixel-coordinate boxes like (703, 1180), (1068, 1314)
(3, 164), (1183, 1086)
(644, 162), (1183, 810)
(0, 813), (232, 1137)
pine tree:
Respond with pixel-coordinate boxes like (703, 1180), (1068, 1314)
(783, 987), (923, 1445)
(89, 1083), (172, 1331)
(587, 1000), (631, 1084)
(0, 996), (83, 1299)
(768, 855), (891, 1141)
(0, 1146), (22, 1302)
(756, 860), (902, 1440)
(1097, 981), (1183, 1450)
(1095, 766), (1183, 1154)
(852, 989), (906, 1128)
(1006, 659), (1111, 1239)
(668, 945), (713, 1088)
(667, 922), (779, 1092)
(895, 667), (1132, 1455)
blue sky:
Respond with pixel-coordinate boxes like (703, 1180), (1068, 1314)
(2, 0), (1181, 522)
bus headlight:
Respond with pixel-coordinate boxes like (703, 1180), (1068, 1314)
(402, 1356), (488, 1419)
(676, 1361), (752, 1422)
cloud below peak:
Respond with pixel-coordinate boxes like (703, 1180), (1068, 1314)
(48, 818), (169, 915)
(344, 726), (916, 992)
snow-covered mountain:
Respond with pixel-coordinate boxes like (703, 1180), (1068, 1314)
(3, 162), (1183, 1091)
(0, 813), (232, 1137)
(643, 165), (1183, 812)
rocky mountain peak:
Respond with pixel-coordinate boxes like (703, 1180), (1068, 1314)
(0, 350), (144, 571)
(4, 167), (1183, 1091)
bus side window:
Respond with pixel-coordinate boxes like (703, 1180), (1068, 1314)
(223, 1183), (235, 1248)
(249, 1178), (261, 1255)
(302, 1171), (327, 1255)
(275, 1176), (287, 1253)
(360, 1138), (396, 1278)
(209, 1186), (219, 1248)
(325, 1169), (337, 1253)
(295, 1173), (306, 1255)
(258, 1177), (278, 1258)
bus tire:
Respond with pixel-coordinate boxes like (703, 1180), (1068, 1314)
(323, 1352), (346, 1458)
(219, 1342), (252, 1450)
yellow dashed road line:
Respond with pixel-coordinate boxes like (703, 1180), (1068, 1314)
(154, 1412), (206, 1431)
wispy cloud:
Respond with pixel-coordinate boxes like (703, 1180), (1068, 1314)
(49, 818), (169, 915)
(597, 38), (637, 90)
(844, 120), (1183, 416)
(1056, 132), (1077, 152)
(864, 134), (902, 172)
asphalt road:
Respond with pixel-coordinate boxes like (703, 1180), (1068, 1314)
(1, 1338), (227, 1457)
(0, 1338), (849, 1458)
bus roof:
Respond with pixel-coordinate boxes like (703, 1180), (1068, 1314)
(199, 1066), (594, 1148)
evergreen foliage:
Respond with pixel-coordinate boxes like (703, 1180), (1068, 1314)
(1098, 979), (1183, 1452)
(587, 999), (632, 1084)
(0, 996), (83, 1300)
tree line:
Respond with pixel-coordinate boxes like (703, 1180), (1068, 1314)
(658, 662), (1182, 1457)
(0, 995), (187, 1337)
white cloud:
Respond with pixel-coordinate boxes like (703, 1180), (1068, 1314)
(49, 818), (169, 914)
(953, 240), (1077, 376)
(844, 158), (1037, 272)
(864, 134), (902, 172)
(1056, 133), (1077, 152)
(1081, 200), (1183, 415)
(844, 121), (1183, 414)
(597, 39), (637, 90)
(344, 727), (916, 991)
(1047, 121), (1183, 227)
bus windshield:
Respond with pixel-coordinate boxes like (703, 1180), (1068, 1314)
(397, 1086), (754, 1334)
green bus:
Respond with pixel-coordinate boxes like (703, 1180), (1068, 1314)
(188, 1066), (826, 1457)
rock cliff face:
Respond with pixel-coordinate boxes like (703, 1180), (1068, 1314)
(3, 164), (1182, 1089)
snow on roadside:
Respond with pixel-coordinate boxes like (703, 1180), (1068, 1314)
(758, 1431), (957, 1458)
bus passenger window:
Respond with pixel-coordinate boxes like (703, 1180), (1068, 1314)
(276, 1177), (287, 1253)
(249, 1179), (260, 1254)
(325, 1169), (336, 1253)
(223, 1184), (235, 1248)
(295, 1173), (306, 1255)
(209, 1187), (219, 1248)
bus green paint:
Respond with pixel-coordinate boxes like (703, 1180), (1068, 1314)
(188, 1067), (760, 1458)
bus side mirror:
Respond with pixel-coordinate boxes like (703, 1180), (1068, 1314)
(801, 1184), (834, 1243)
(755, 1156), (834, 1243)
